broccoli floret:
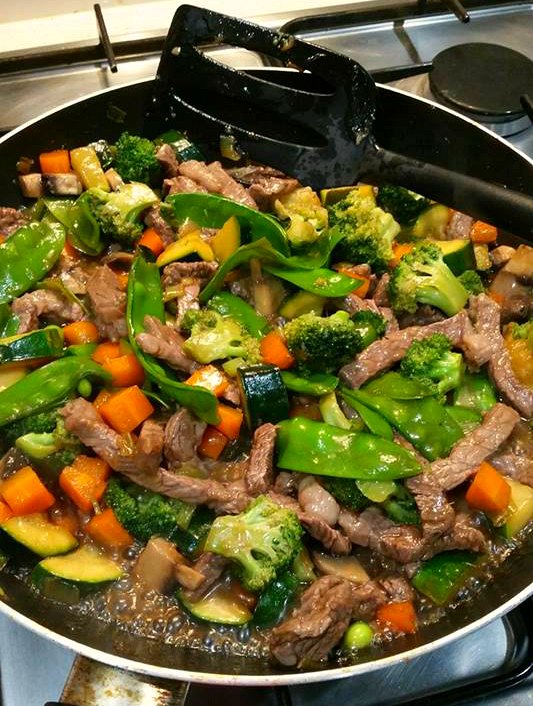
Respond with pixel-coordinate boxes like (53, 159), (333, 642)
(2, 410), (58, 449)
(182, 309), (261, 364)
(283, 310), (362, 374)
(274, 187), (329, 247)
(376, 185), (431, 226)
(329, 186), (401, 273)
(83, 183), (159, 245)
(400, 333), (464, 396)
(388, 242), (469, 316)
(105, 477), (195, 542)
(350, 310), (387, 349)
(322, 477), (371, 511)
(458, 270), (485, 296)
(382, 484), (420, 525)
(204, 495), (303, 592)
(113, 132), (160, 184)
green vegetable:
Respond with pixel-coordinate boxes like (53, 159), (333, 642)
(0, 357), (109, 427)
(281, 371), (338, 396)
(488, 478), (533, 538)
(0, 303), (20, 338)
(350, 310), (387, 349)
(434, 239), (476, 276)
(204, 495), (303, 593)
(45, 197), (103, 255)
(114, 132), (160, 184)
(88, 139), (114, 170)
(412, 551), (477, 605)
(291, 547), (316, 583)
(0, 221), (65, 304)
(253, 569), (299, 628)
(356, 480), (396, 502)
(452, 371), (497, 414)
(66, 342), (98, 357)
(178, 583), (252, 626)
(341, 387), (463, 461)
(2, 409), (58, 448)
(264, 263), (360, 298)
(377, 184), (430, 226)
(1, 514), (78, 557)
(407, 203), (450, 240)
(322, 477), (371, 511)
(283, 311), (363, 374)
(207, 291), (270, 338)
(382, 483), (420, 525)
(156, 129), (203, 161)
(506, 319), (533, 348)
(279, 291), (326, 319)
(276, 417), (422, 480)
(127, 252), (219, 423)
(458, 270), (485, 295)
(342, 621), (375, 650)
(400, 333), (464, 397)
(0, 326), (64, 365)
(388, 242), (469, 316)
(15, 433), (60, 459)
(182, 309), (261, 365)
(445, 405), (482, 434)
(237, 365), (290, 429)
(363, 371), (434, 399)
(171, 505), (215, 558)
(319, 391), (354, 430)
(340, 391), (393, 439)
(105, 477), (195, 543)
(329, 185), (401, 273)
(274, 186), (328, 247)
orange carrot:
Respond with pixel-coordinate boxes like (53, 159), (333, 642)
(0, 499), (13, 523)
(92, 341), (121, 365)
(93, 389), (112, 411)
(138, 228), (165, 256)
(260, 330), (295, 370)
(0, 466), (55, 516)
(99, 385), (154, 433)
(391, 242), (414, 264)
(0, 234), (6, 245)
(39, 149), (71, 174)
(59, 465), (108, 513)
(471, 220), (498, 243)
(63, 321), (100, 345)
(116, 273), (129, 291)
(103, 352), (145, 387)
(465, 461), (511, 513)
(215, 404), (243, 440)
(71, 454), (110, 481)
(185, 365), (229, 397)
(198, 425), (229, 460)
(333, 264), (370, 298)
(86, 508), (133, 550)
(376, 601), (417, 634)
(62, 240), (80, 259)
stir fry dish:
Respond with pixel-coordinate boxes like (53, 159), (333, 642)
(0, 132), (532, 668)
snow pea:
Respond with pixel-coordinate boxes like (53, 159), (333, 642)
(281, 371), (338, 396)
(340, 389), (393, 440)
(285, 227), (345, 269)
(264, 264), (359, 297)
(0, 357), (110, 426)
(0, 221), (65, 305)
(207, 291), (270, 338)
(45, 196), (103, 255)
(0, 304), (19, 337)
(452, 371), (497, 413)
(363, 371), (434, 399)
(127, 252), (219, 424)
(276, 417), (421, 481)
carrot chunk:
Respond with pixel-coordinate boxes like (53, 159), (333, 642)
(391, 242), (414, 264)
(103, 352), (145, 387)
(63, 321), (100, 345)
(39, 149), (71, 174)
(215, 404), (243, 440)
(260, 330), (295, 369)
(465, 461), (511, 513)
(0, 499), (13, 523)
(0, 466), (55, 516)
(185, 365), (229, 397)
(59, 455), (110, 513)
(198, 425), (229, 460)
(99, 385), (154, 433)
(470, 220), (498, 243)
(376, 601), (417, 634)
(92, 341), (122, 365)
(138, 228), (165, 256)
(86, 508), (133, 549)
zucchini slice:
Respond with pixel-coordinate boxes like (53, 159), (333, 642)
(237, 364), (289, 429)
(1, 513), (78, 557)
(434, 239), (476, 275)
(279, 291), (326, 319)
(0, 326), (64, 365)
(32, 545), (123, 594)
(489, 479), (533, 538)
(178, 582), (252, 625)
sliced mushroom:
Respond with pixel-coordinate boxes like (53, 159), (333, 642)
(132, 537), (185, 594)
(18, 174), (43, 198)
(503, 245), (533, 282)
(43, 173), (82, 196)
(312, 551), (370, 584)
(490, 245), (516, 269)
(105, 168), (124, 191)
(175, 563), (206, 591)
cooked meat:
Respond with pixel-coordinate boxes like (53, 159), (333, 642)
(298, 477), (340, 527)
(340, 310), (470, 388)
(491, 245), (516, 268)
(489, 422), (533, 488)
(406, 475), (455, 539)
(273, 471), (300, 496)
(11, 289), (84, 334)
(221, 381), (241, 406)
(440, 512), (487, 554)
(335, 294), (381, 316)
(156, 143), (180, 177)
(179, 160), (257, 208)
(350, 577), (414, 621)
(445, 211), (473, 239)
(245, 423), (277, 495)
(164, 176), (208, 196)
(163, 409), (206, 466)
(397, 305), (446, 329)
(86, 265), (127, 341)
(162, 261), (218, 288)
(228, 165), (299, 210)
(136, 315), (197, 373)
(183, 553), (229, 602)
(137, 420), (165, 471)
(372, 273), (390, 306)
(381, 307), (400, 334)
(102, 251), (135, 268)
(428, 403), (520, 491)
(0, 206), (29, 236)
(379, 576), (415, 604)
(143, 204), (175, 246)
(133, 537), (183, 593)
(143, 474), (250, 515)
(42, 173), (82, 196)
(270, 575), (355, 666)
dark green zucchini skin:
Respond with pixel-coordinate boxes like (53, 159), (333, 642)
(0, 326), (64, 365)
(253, 569), (299, 629)
(237, 364), (290, 430)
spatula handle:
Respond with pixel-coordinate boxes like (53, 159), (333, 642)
(365, 147), (533, 239)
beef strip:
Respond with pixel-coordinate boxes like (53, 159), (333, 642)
(397, 305), (446, 329)
(270, 575), (355, 666)
(163, 409), (206, 466)
(245, 423), (277, 495)
(489, 422), (533, 488)
(135, 315), (197, 373)
(491, 245), (516, 268)
(182, 553), (229, 602)
(164, 176), (208, 196)
(405, 475), (455, 539)
(162, 261), (218, 323)
(372, 273), (390, 306)
(11, 289), (84, 333)
(86, 265), (127, 341)
(143, 205), (175, 246)
(273, 471), (300, 496)
(350, 577), (414, 621)
(156, 143), (180, 177)
(445, 211), (473, 239)
(428, 403), (520, 491)
(228, 165), (299, 210)
(0, 207), (29, 236)
(179, 160), (257, 208)
(340, 310), (471, 388)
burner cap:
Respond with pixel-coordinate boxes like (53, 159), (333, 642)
(429, 43), (533, 121)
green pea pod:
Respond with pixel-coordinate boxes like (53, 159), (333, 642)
(341, 389), (393, 440)
(364, 372), (434, 399)
(0, 221), (66, 304)
(207, 292), (270, 338)
(276, 417), (421, 481)
(264, 264), (359, 297)
(346, 387), (463, 461)
(0, 357), (110, 426)
(165, 193), (289, 255)
(0, 303), (19, 337)
(45, 196), (103, 256)
(127, 252), (219, 424)
(285, 227), (345, 270)
(445, 405), (482, 434)
(281, 371), (338, 396)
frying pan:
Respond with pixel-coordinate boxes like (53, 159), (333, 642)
(0, 74), (532, 692)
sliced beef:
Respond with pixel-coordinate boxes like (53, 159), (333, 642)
(428, 403), (520, 491)
(182, 553), (229, 602)
(440, 512), (487, 554)
(491, 245), (516, 268)
(11, 289), (84, 333)
(0, 207), (30, 236)
(245, 423), (277, 495)
(372, 273), (390, 307)
(86, 265), (127, 341)
(350, 577), (414, 621)
(270, 575), (355, 666)
(397, 305), (446, 329)
(164, 176), (208, 196)
(228, 165), (299, 210)
(162, 260), (218, 323)
(340, 310), (470, 389)
(298, 477), (340, 527)
(405, 475), (455, 539)
(145, 474), (250, 515)
(179, 160), (257, 208)
(156, 143), (180, 177)
(445, 211), (473, 239)
(273, 471), (300, 496)
(135, 315), (197, 373)
(163, 409), (206, 466)
(489, 422), (533, 488)
(143, 204), (175, 246)
(137, 420), (166, 471)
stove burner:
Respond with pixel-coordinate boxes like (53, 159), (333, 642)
(429, 43), (533, 136)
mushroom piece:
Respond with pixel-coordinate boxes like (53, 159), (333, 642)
(132, 537), (185, 593)
(42, 173), (82, 196)
(311, 551), (370, 584)
(18, 174), (43, 198)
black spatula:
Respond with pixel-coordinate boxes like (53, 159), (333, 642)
(145, 4), (533, 238)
